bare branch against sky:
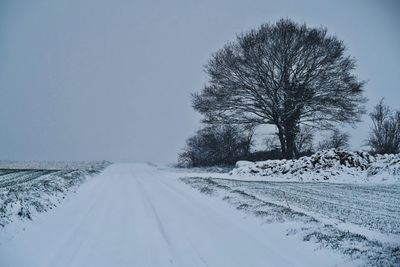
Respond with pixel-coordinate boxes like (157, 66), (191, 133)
(0, 0), (399, 162)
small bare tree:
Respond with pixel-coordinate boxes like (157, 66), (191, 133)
(366, 100), (400, 155)
(318, 129), (350, 150)
(265, 134), (281, 151)
(242, 123), (257, 157)
(178, 124), (254, 167)
(295, 126), (314, 154)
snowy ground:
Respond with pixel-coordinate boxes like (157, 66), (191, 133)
(231, 149), (400, 184)
(182, 177), (400, 266)
(0, 161), (109, 227)
(0, 163), (364, 267)
(0, 162), (399, 266)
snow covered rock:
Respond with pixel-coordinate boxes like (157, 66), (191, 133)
(235, 161), (254, 168)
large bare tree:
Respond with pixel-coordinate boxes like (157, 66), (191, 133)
(193, 19), (366, 158)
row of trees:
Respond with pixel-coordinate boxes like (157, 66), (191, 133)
(178, 19), (400, 167)
(179, 102), (400, 167)
(178, 125), (348, 167)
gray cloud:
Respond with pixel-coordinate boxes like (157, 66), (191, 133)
(0, 0), (399, 162)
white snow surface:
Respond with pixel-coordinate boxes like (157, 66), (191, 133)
(0, 160), (110, 170)
(0, 163), (348, 267)
(230, 149), (400, 183)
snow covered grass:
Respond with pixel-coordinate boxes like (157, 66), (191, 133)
(0, 160), (110, 171)
(0, 161), (110, 227)
(181, 176), (400, 266)
(230, 149), (400, 183)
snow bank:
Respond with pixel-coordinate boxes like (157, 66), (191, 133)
(0, 162), (111, 227)
(235, 160), (254, 168)
(230, 149), (400, 183)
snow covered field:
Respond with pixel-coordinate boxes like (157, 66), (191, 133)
(0, 162), (399, 266)
(182, 177), (400, 266)
(0, 161), (110, 227)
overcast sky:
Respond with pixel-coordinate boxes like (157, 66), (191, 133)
(0, 0), (399, 163)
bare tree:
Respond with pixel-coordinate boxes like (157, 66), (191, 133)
(296, 126), (314, 154)
(366, 100), (400, 155)
(242, 123), (257, 157)
(318, 129), (350, 150)
(192, 19), (366, 159)
(178, 124), (254, 167)
(265, 134), (281, 151)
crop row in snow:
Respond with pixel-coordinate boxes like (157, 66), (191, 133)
(0, 161), (110, 227)
(182, 176), (400, 266)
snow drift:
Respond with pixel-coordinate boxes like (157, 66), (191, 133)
(230, 149), (400, 183)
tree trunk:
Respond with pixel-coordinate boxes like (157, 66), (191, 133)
(276, 128), (286, 158)
(285, 133), (296, 159)
(278, 119), (299, 159)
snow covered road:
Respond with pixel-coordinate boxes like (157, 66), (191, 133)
(0, 163), (345, 267)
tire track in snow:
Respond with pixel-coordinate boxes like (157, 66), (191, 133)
(0, 164), (350, 267)
(133, 176), (175, 265)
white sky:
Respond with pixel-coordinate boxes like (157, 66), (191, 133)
(0, 0), (399, 162)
